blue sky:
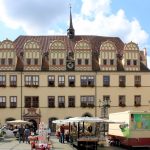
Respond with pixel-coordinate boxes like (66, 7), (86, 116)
(0, 0), (150, 67)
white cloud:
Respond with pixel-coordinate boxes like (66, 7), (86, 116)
(0, 0), (149, 48)
(74, 0), (149, 46)
(0, 0), (68, 34)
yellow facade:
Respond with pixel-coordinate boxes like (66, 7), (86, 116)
(0, 37), (150, 131)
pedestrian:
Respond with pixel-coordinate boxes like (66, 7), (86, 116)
(18, 125), (25, 143)
(60, 124), (65, 143)
(47, 127), (51, 142)
(24, 126), (30, 144)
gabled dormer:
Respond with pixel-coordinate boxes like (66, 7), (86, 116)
(23, 40), (42, 70)
(0, 39), (16, 70)
(49, 40), (66, 71)
(123, 42), (140, 71)
(99, 40), (117, 71)
(74, 40), (92, 71)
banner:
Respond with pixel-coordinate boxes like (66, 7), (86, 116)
(131, 114), (150, 130)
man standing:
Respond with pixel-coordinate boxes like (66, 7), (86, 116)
(60, 124), (65, 143)
(24, 126), (30, 144)
(18, 125), (25, 143)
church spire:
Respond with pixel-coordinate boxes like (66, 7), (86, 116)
(67, 4), (75, 39)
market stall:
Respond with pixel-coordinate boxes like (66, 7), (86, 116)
(30, 122), (51, 150)
(67, 117), (105, 149)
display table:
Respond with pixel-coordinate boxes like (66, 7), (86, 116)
(34, 143), (51, 150)
(77, 137), (99, 150)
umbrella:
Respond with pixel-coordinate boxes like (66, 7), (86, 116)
(52, 119), (68, 124)
(66, 117), (105, 123)
(7, 120), (32, 125)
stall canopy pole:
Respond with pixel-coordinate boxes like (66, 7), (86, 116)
(77, 122), (80, 138)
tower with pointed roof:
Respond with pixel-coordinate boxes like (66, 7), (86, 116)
(67, 5), (75, 39)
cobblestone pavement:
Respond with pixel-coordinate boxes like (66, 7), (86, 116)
(0, 137), (149, 150)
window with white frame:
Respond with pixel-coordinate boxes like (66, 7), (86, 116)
(58, 96), (65, 108)
(0, 75), (6, 87)
(68, 76), (75, 87)
(81, 76), (87, 86)
(80, 96), (94, 107)
(134, 76), (141, 87)
(10, 96), (17, 108)
(58, 76), (65, 87)
(119, 76), (126, 87)
(10, 75), (17, 87)
(48, 76), (55, 87)
(0, 96), (6, 108)
(134, 95), (141, 106)
(119, 95), (126, 107)
(25, 96), (39, 108)
(25, 75), (39, 87)
(48, 96), (55, 108)
(68, 96), (75, 107)
(103, 76), (110, 87)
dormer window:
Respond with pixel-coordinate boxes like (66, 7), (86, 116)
(133, 60), (137, 66)
(103, 59), (107, 65)
(1, 59), (5, 65)
(59, 59), (64, 65)
(52, 59), (56, 65)
(8, 58), (13, 65)
(34, 59), (38, 65)
(127, 59), (131, 66)
(85, 59), (89, 65)
(78, 59), (82, 65)
(27, 59), (31, 65)
(110, 59), (114, 65)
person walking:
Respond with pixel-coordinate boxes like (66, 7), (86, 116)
(18, 125), (25, 143)
(47, 127), (51, 142)
(60, 124), (65, 143)
(24, 126), (30, 144)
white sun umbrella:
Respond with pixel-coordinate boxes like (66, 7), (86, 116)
(66, 117), (105, 123)
(7, 120), (32, 125)
(52, 119), (68, 124)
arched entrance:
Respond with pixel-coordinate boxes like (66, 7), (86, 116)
(5, 117), (15, 122)
(23, 108), (41, 130)
(82, 112), (93, 117)
(29, 119), (37, 132)
(48, 117), (58, 132)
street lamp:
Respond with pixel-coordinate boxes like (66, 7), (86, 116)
(99, 98), (111, 137)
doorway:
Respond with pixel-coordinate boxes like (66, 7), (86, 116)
(29, 119), (37, 132)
